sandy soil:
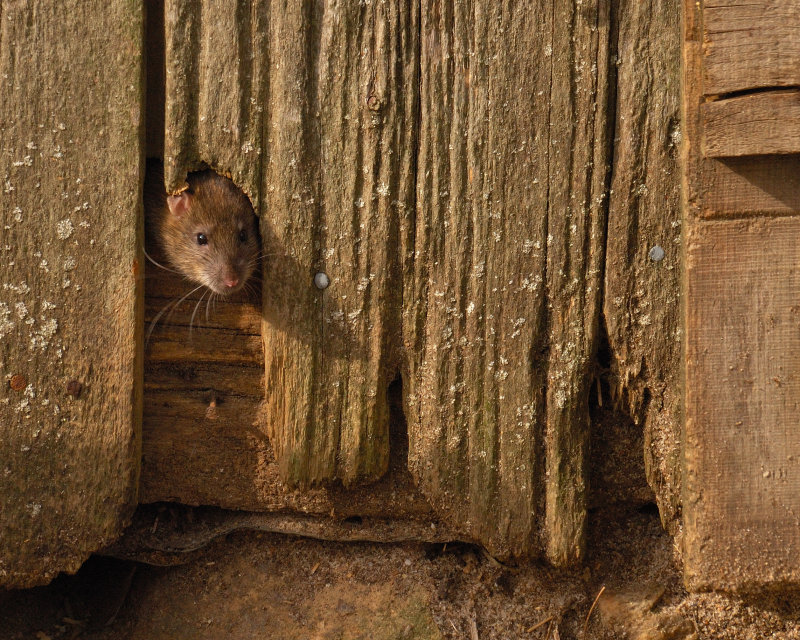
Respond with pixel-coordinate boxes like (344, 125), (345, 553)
(3, 404), (800, 639)
(3, 500), (800, 640)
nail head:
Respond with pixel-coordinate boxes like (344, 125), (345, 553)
(10, 374), (26, 391)
(314, 272), (330, 290)
(648, 245), (665, 262)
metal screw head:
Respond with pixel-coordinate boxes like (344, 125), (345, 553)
(648, 245), (665, 262)
(314, 272), (330, 290)
(66, 380), (82, 397)
(10, 374), (26, 391)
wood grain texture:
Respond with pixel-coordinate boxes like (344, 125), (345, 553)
(405, 0), (609, 562)
(163, 0), (268, 197)
(701, 155), (800, 217)
(0, 2), (143, 587)
(702, 90), (800, 158)
(544, 0), (611, 565)
(261, 0), (418, 486)
(684, 217), (800, 590)
(703, 0), (800, 95)
(140, 264), (436, 522)
(604, 0), (683, 530)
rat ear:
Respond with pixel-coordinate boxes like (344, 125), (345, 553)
(167, 185), (191, 217)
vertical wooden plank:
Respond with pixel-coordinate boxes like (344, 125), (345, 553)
(407, 0), (609, 561)
(544, 0), (611, 565)
(406, 0), (550, 560)
(604, 0), (683, 529)
(0, 2), (143, 587)
(262, 0), (418, 485)
(163, 0), (269, 198)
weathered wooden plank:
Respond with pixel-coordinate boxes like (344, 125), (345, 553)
(702, 91), (800, 158)
(703, 0), (800, 95)
(163, 0), (268, 197)
(543, 0), (611, 565)
(0, 2), (143, 587)
(684, 217), (800, 590)
(406, 0), (609, 562)
(140, 267), (436, 521)
(683, 0), (800, 590)
(604, 0), (683, 530)
(261, 0), (418, 486)
(405, 0), (550, 561)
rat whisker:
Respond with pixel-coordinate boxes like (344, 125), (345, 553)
(164, 284), (205, 326)
(144, 248), (180, 274)
(146, 285), (201, 347)
(189, 289), (208, 337)
(205, 292), (216, 323)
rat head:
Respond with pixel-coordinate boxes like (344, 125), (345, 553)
(163, 170), (260, 295)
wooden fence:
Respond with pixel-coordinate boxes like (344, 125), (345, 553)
(18, 0), (794, 592)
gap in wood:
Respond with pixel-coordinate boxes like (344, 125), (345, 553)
(144, 0), (165, 159)
(705, 84), (800, 104)
(588, 316), (654, 514)
(386, 373), (410, 478)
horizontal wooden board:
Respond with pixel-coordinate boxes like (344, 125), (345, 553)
(684, 217), (800, 590)
(703, 0), (800, 95)
(702, 91), (800, 157)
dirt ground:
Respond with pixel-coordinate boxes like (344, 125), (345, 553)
(4, 403), (800, 639)
(3, 500), (800, 640)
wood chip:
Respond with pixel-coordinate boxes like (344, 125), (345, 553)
(526, 615), (553, 633)
(582, 585), (605, 638)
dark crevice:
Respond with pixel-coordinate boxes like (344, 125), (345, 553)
(586, 0), (653, 516)
(386, 373), (410, 476)
(707, 84), (800, 103)
(144, 0), (166, 160)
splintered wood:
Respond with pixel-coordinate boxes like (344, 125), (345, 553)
(683, 0), (800, 589)
(603, 0), (683, 530)
(0, 2), (143, 587)
(146, 0), (621, 564)
(143, 0), (677, 565)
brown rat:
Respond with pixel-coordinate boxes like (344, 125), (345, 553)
(144, 160), (260, 295)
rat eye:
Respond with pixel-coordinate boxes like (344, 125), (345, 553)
(196, 232), (208, 246)
(238, 229), (248, 243)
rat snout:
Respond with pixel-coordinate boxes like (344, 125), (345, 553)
(216, 264), (241, 292)
(223, 273), (240, 289)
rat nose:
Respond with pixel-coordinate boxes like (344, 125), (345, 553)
(224, 273), (239, 289)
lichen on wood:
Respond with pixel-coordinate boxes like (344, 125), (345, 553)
(0, 1), (144, 588)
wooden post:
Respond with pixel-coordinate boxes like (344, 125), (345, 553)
(0, 2), (143, 587)
(406, 0), (610, 562)
(604, 0), (683, 531)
